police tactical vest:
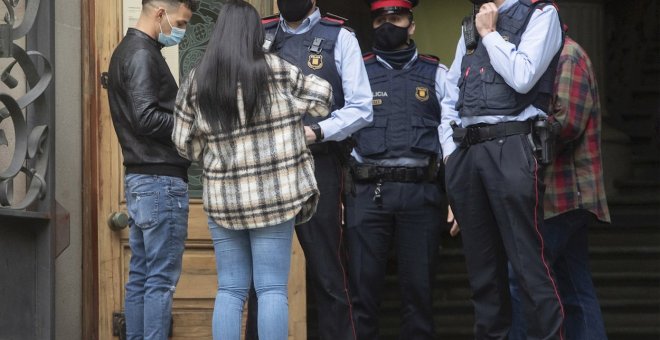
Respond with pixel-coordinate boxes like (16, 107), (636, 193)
(353, 54), (442, 160)
(263, 16), (345, 125)
(456, 0), (560, 118)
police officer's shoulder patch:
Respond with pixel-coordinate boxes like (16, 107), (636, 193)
(261, 14), (279, 26)
(322, 13), (348, 25)
(320, 17), (342, 26)
(321, 14), (355, 32)
(418, 54), (440, 65)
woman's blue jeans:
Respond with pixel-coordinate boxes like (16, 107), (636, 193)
(124, 174), (189, 340)
(208, 217), (294, 340)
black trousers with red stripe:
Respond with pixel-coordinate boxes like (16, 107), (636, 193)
(445, 134), (564, 340)
(246, 151), (356, 340)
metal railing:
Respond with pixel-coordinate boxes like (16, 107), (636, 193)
(0, 1), (58, 339)
(0, 0), (53, 211)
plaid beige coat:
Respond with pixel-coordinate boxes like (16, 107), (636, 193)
(173, 54), (333, 229)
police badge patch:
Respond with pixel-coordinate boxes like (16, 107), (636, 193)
(308, 54), (323, 70)
(416, 87), (429, 102)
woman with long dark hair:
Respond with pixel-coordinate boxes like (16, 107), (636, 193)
(172, 1), (332, 338)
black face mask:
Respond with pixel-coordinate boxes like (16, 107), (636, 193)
(278, 0), (314, 22)
(373, 22), (409, 51)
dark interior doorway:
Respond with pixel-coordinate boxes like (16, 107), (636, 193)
(318, 0), (373, 53)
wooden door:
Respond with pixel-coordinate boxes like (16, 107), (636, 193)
(82, 1), (306, 339)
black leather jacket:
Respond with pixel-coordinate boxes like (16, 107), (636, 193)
(107, 28), (190, 180)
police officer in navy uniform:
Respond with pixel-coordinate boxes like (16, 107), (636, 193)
(246, 1), (373, 339)
(441, 0), (565, 338)
(346, 1), (447, 338)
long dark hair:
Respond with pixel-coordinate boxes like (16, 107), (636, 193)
(195, 0), (272, 132)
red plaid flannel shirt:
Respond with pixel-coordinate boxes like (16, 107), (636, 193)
(544, 37), (611, 222)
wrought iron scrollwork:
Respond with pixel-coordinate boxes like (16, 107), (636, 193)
(0, 0), (52, 210)
(179, 0), (225, 198)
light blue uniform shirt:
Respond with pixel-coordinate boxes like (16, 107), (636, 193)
(440, 0), (563, 158)
(353, 52), (448, 167)
(279, 9), (373, 142)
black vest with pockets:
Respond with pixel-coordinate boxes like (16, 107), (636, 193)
(456, 0), (560, 118)
(354, 54), (442, 160)
(263, 17), (345, 126)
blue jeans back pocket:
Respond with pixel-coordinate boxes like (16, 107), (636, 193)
(128, 191), (159, 229)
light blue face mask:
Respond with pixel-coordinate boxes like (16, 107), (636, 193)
(158, 12), (186, 47)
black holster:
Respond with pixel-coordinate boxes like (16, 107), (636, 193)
(530, 117), (561, 165)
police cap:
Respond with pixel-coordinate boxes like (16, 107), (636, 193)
(365, 0), (419, 17)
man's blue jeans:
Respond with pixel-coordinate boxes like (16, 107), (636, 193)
(509, 209), (607, 340)
(124, 174), (189, 340)
(208, 217), (294, 340)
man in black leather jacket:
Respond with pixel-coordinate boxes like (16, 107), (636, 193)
(107, 1), (197, 339)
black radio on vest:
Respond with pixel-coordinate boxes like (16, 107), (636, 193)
(462, 3), (480, 50)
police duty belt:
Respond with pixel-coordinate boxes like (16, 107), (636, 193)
(351, 163), (436, 183)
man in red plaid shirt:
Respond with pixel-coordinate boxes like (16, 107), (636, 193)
(509, 35), (611, 340)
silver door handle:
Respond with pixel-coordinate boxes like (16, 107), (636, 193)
(107, 211), (129, 231)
